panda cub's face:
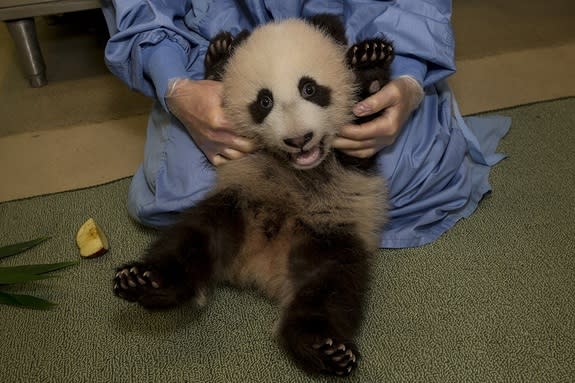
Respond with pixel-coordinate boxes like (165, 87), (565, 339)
(222, 19), (356, 170)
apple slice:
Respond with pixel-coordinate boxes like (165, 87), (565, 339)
(75, 218), (109, 258)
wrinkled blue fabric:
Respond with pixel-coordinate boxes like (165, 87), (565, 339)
(102, 0), (511, 248)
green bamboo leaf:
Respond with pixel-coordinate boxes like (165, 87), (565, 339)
(0, 261), (79, 276)
(0, 271), (53, 285)
(0, 237), (51, 260)
(0, 291), (56, 310)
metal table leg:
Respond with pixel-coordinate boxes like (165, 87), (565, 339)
(5, 18), (47, 87)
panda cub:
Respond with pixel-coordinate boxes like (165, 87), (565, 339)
(113, 14), (393, 377)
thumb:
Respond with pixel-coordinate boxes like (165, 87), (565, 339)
(353, 81), (400, 117)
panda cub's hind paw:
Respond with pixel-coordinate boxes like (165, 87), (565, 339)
(311, 338), (359, 377)
(347, 38), (394, 70)
(284, 328), (360, 377)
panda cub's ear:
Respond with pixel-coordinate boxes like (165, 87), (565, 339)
(306, 13), (348, 45)
(204, 30), (251, 81)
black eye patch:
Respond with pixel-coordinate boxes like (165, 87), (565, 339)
(249, 88), (274, 124)
(298, 76), (331, 107)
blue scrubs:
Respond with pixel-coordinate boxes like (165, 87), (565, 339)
(102, 0), (510, 248)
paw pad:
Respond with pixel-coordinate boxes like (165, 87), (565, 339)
(348, 39), (394, 69)
(205, 32), (234, 66)
(113, 264), (162, 301)
(312, 338), (358, 376)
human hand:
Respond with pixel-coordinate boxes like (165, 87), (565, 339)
(165, 78), (257, 166)
(333, 76), (424, 158)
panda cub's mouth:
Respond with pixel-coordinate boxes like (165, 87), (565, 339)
(289, 139), (326, 169)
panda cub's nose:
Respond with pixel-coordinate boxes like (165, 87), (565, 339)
(283, 132), (314, 149)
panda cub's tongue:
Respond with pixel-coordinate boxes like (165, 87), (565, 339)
(292, 145), (321, 167)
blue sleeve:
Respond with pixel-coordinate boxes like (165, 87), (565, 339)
(342, 0), (455, 87)
(101, 0), (210, 111)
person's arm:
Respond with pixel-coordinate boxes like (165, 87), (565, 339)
(101, 0), (206, 112)
(101, 1), (256, 165)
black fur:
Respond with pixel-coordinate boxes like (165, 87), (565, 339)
(335, 150), (379, 174)
(306, 13), (348, 45)
(249, 88), (274, 124)
(279, 223), (369, 376)
(298, 76), (332, 107)
(114, 189), (245, 308)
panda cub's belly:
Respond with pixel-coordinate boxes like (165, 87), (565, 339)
(220, 202), (297, 303)
(213, 153), (386, 303)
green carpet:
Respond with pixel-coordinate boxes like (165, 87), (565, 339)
(1, 98), (574, 382)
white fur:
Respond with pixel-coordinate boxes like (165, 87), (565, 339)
(223, 19), (356, 160)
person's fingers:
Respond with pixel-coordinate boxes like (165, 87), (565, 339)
(206, 108), (233, 130)
(231, 136), (258, 153)
(332, 135), (376, 150)
(353, 81), (400, 117)
(205, 130), (257, 154)
(339, 148), (377, 159)
(338, 121), (376, 141)
(212, 153), (229, 167)
(343, 108), (403, 142)
(219, 147), (247, 161)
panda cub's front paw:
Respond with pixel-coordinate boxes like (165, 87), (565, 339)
(113, 262), (207, 309)
(347, 38), (394, 99)
(347, 38), (394, 69)
(113, 263), (164, 302)
(205, 32), (234, 68)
